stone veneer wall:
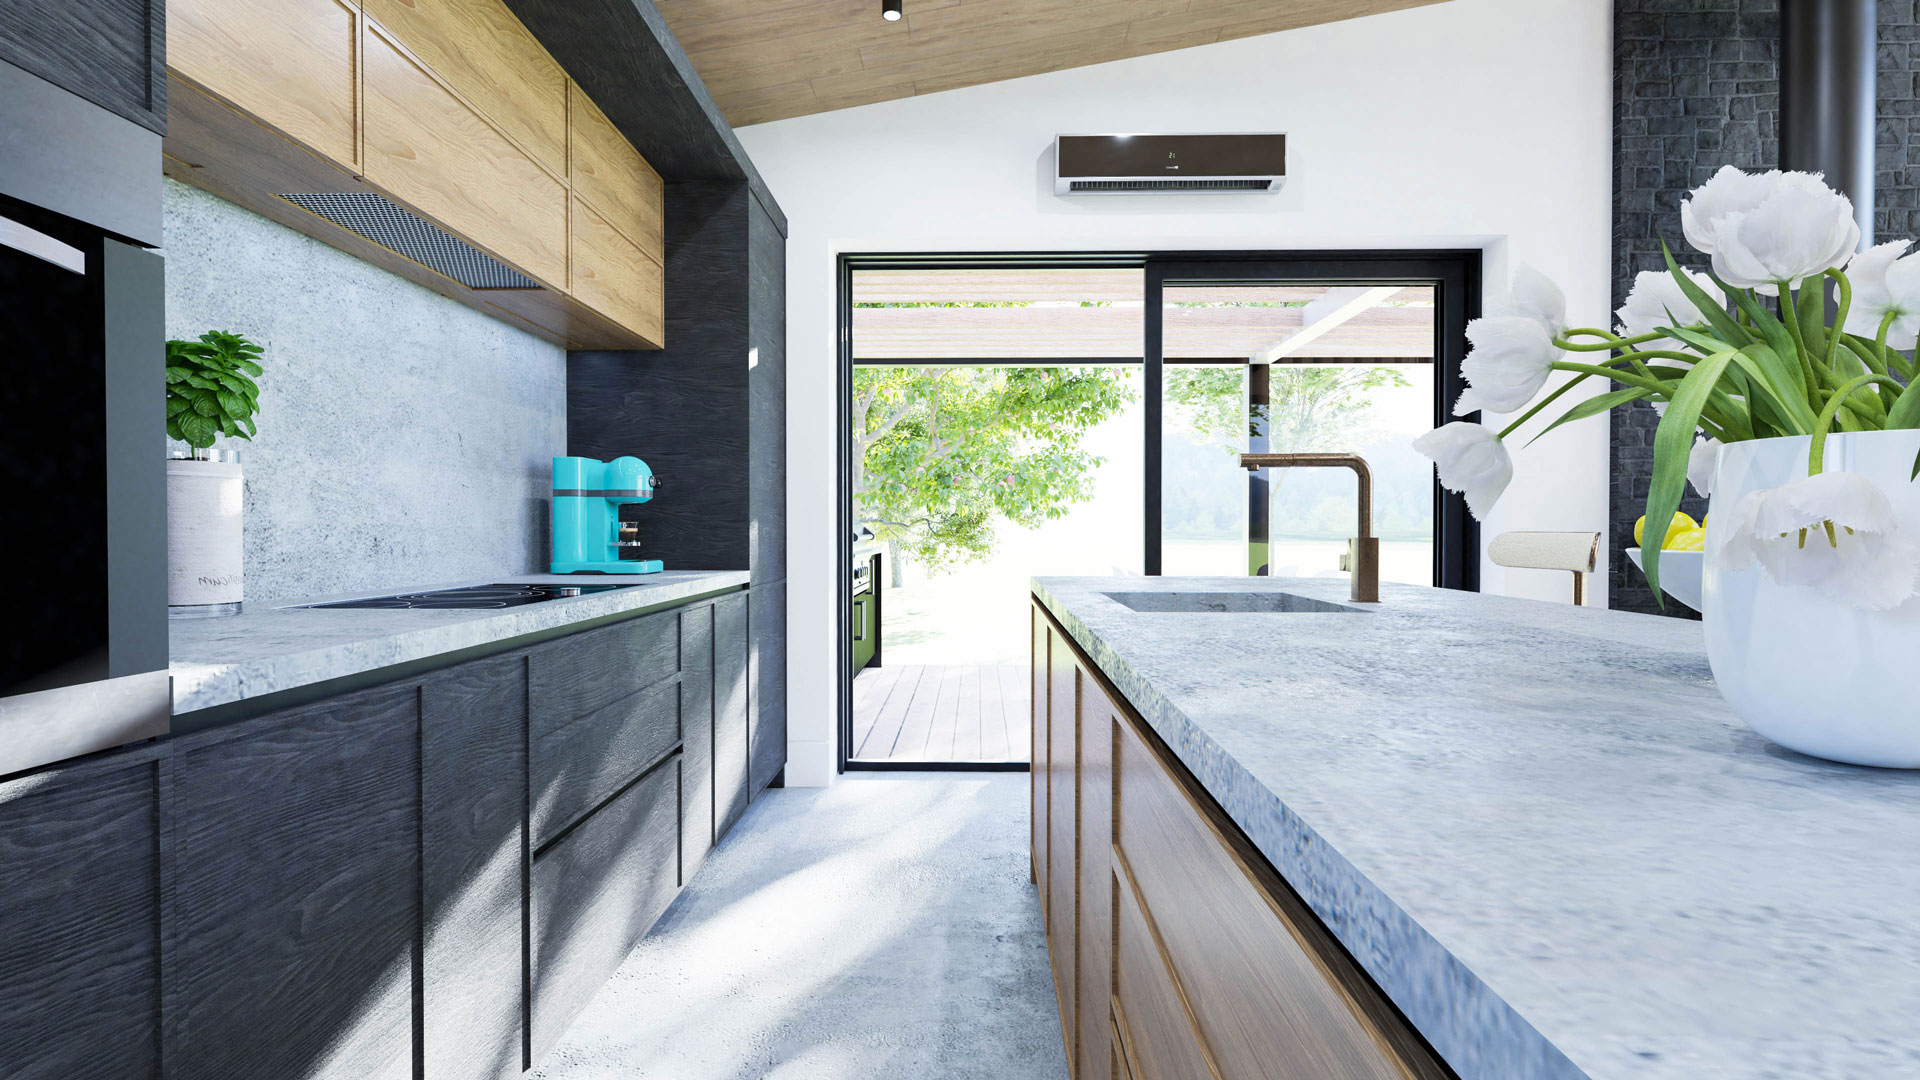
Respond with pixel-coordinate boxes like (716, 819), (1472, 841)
(1610, 0), (1920, 614)
(163, 180), (568, 605)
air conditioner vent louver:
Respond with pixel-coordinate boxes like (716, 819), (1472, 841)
(277, 192), (539, 290)
(1069, 178), (1272, 192)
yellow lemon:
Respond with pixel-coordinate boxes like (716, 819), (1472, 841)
(1665, 527), (1707, 552)
(1634, 512), (1698, 548)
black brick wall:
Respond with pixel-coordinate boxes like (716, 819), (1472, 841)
(1609, 0), (1920, 614)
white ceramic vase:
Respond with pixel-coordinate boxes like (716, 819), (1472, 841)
(167, 449), (244, 615)
(1703, 429), (1920, 767)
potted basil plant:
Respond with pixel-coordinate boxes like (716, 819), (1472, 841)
(166, 330), (265, 617)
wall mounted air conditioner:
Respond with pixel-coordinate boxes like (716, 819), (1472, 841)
(1053, 133), (1287, 194)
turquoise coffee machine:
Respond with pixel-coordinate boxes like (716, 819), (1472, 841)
(550, 455), (664, 574)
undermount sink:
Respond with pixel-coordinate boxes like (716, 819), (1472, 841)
(1102, 591), (1364, 614)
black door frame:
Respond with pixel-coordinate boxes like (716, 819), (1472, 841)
(836, 249), (1481, 773)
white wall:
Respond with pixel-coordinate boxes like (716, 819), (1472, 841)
(739, 0), (1615, 786)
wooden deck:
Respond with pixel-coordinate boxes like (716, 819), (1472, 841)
(850, 664), (1031, 765)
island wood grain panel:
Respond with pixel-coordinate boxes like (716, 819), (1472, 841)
(361, 24), (568, 285)
(1076, 685), (1118, 1080)
(1032, 610), (1050, 900)
(0, 748), (165, 1080)
(570, 195), (667, 347)
(569, 81), (666, 261)
(170, 685), (421, 1080)
(168, 0), (360, 167)
(1112, 862), (1222, 1080)
(1047, 629), (1080, 1058)
(362, 0), (570, 176)
(1114, 716), (1421, 1080)
(655, 0), (1447, 126)
(421, 655), (529, 1080)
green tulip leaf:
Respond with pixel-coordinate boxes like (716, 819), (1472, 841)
(1643, 349), (1736, 606)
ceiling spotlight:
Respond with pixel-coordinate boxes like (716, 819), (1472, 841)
(882, 0), (902, 21)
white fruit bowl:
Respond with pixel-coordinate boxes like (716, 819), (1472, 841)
(1626, 548), (1702, 612)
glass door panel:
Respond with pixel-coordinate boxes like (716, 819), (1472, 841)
(1158, 281), (1438, 586)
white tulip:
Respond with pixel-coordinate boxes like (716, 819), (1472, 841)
(1700, 171), (1860, 291)
(1687, 436), (1720, 497)
(1454, 316), (1559, 415)
(1680, 165), (1781, 255)
(1842, 239), (1920, 350)
(1486, 263), (1568, 337)
(1614, 269), (1727, 337)
(1413, 422), (1512, 520)
(1713, 471), (1920, 611)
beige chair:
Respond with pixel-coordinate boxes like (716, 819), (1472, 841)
(1488, 531), (1601, 605)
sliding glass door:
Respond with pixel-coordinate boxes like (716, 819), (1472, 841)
(1144, 256), (1478, 590)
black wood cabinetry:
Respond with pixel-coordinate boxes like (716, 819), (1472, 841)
(0, 0), (165, 133)
(169, 684), (423, 1080)
(421, 655), (529, 1080)
(0, 589), (750, 1078)
(714, 591), (751, 835)
(0, 744), (166, 1080)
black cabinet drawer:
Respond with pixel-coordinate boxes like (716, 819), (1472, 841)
(529, 609), (682, 847)
(0, 746), (165, 1080)
(529, 756), (680, 1060)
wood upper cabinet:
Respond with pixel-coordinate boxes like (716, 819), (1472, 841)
(362, 0), (568, 176)
(168, 0), (361, 167)
(570, 196), (665, 348)
(1032, 599), (1450, 1080)
(568, 82), (665, 263)
(164, 0), (667, 348)
(362, 25), (568, 286)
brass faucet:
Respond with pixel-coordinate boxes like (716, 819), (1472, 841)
(1238, 452), (1379, 603)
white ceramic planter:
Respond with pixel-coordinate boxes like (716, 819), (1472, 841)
(1703, 429), (1920, 767)
(168, 450), (244, 615)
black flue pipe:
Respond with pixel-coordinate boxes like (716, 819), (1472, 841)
(1780, 0), (1878, 247)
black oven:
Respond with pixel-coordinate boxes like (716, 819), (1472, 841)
(0, 58), (169, 775)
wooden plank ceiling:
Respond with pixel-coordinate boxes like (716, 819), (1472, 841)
(656, 0), (1449, 127)
(852, 268), (1434, 360)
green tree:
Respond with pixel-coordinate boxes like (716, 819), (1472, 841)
(853, 366), (1134, 579)
(1165, 364), (1410, 454)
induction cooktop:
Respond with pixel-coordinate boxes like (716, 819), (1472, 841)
(305, 583), (630, 609)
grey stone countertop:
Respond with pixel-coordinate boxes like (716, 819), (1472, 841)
(1031, 576), (1920, 1080)
(169, 571), (749, 715)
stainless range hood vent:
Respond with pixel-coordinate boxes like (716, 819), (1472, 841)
(277, 191), (539, 290)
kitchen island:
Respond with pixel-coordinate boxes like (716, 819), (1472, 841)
(1031, 576), (1920, 1080)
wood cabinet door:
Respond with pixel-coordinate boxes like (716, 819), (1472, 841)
(567, 81), (664, 263)
(170, 685), (422, 1080)
(362, 0), (567, 175)
(1114, 718), (1418, 1080)
(1076, 673), (1118, 1080)
(569, 194), (665, 346)
(1031, 605), (1049, 904)
(168, 0), (360, 168)
(0, 0), (163, 132)
(0, 747), (165, 1080)
(421, 654), (530, 1080)
(1112, 863), (1218, 1080)
(1047, 626), (1079, 1063)
(361, 24), (567, 285)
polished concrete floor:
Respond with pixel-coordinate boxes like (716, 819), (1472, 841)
(531, 773), (1068, 1080)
